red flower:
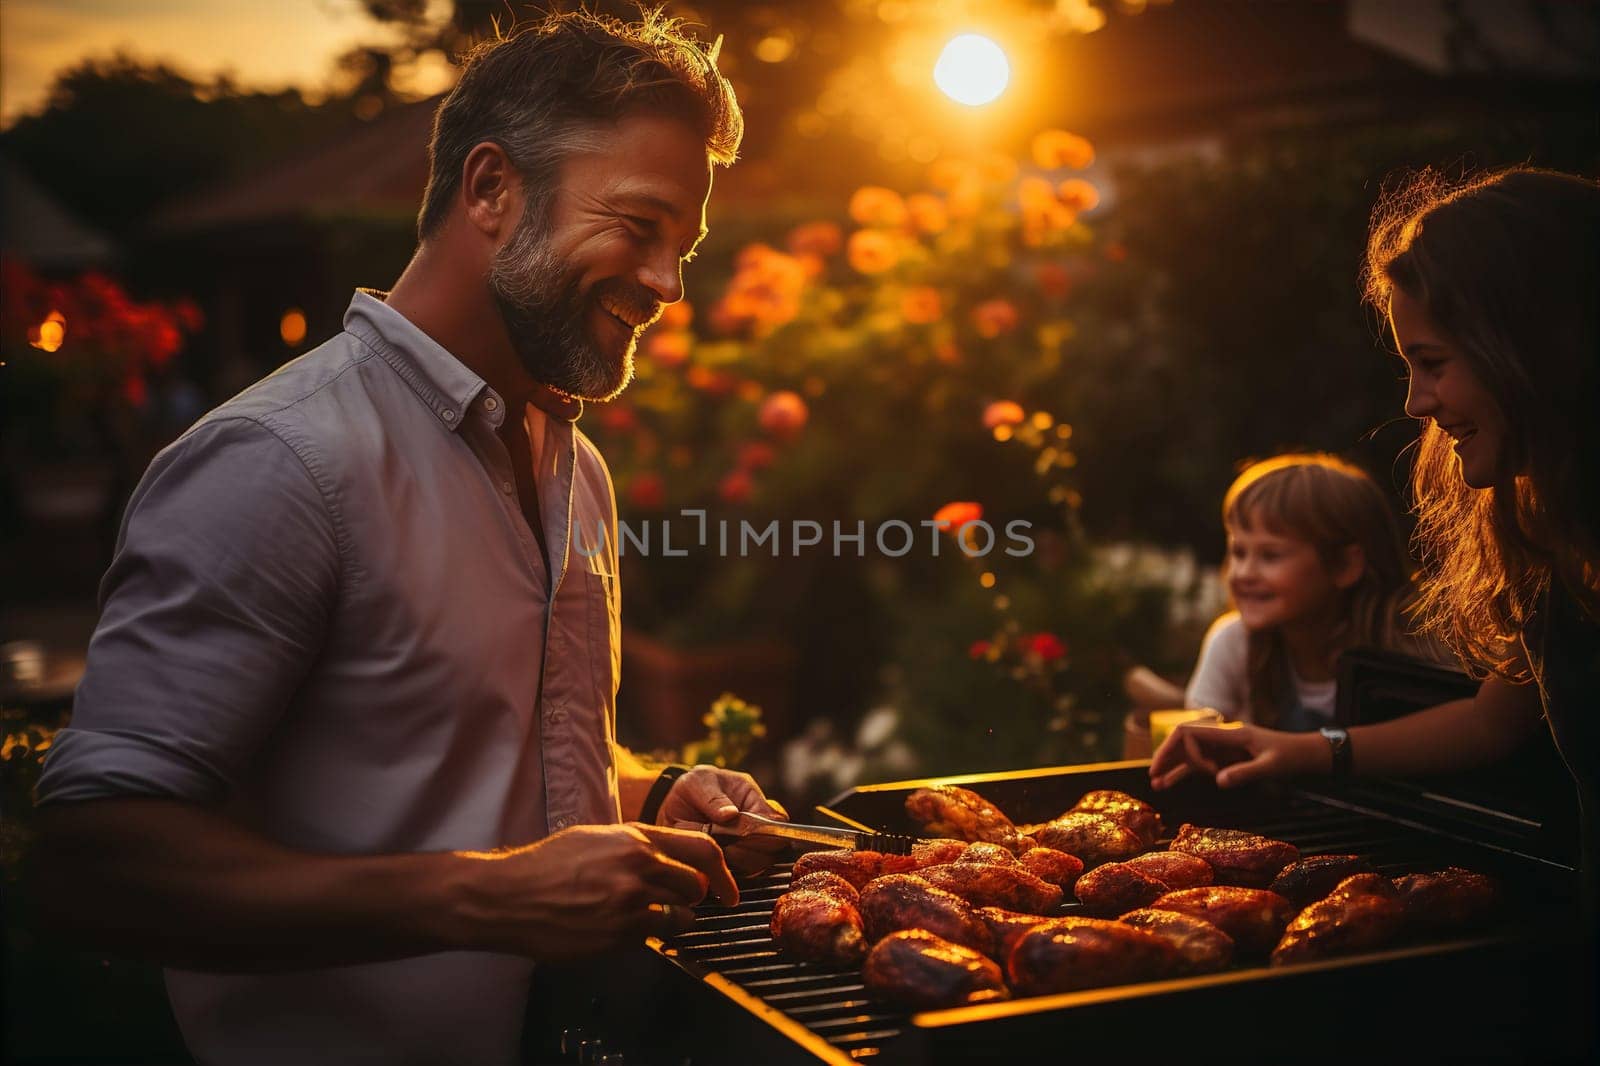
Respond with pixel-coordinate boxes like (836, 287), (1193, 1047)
(933, 501), (983, 532)
(1024, 633), (1067, 662)
(968, 639), (992, 660)
(758, 390), (809, 440)
(718, 469), (753, 504)
(971, 299), (1019, 339)
(737, 441), (777, 471)
(626, 473), (666, 511)
(598, 404), (638, 433)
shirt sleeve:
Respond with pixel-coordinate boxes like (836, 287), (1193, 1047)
(35, 416), (341, 807)
(1184, 612), (1251, 722)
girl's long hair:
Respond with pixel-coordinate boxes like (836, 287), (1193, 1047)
(1223, 453), (1424, 726)
(1363, 168), (1600, 681)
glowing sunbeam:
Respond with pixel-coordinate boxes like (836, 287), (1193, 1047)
(934, 34), (1009, 106)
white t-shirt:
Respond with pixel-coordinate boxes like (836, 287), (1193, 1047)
(1183, 612), (1336, 725)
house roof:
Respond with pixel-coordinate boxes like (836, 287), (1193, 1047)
(0, 157), (118, 267)
(147, 94), (440, 235)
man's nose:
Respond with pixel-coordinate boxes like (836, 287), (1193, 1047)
(639, 254), (684, 305)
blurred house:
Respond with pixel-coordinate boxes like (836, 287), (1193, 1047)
(1, 156), (118, 269)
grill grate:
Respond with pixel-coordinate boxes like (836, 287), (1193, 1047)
(656, 782), (1571, 1064)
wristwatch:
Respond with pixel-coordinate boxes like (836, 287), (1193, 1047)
(639, 764), (690, 825)
(1319, 726), (1353, 777)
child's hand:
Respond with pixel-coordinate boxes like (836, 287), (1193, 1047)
(1149, 721), (1324, 790)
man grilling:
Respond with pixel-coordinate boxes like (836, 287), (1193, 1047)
(30, 11), (785, 1064)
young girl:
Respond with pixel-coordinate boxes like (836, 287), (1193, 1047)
(1150, 166), (1598, 904)
(1183, 452), (1436, 730)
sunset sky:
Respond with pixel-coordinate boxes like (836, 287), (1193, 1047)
(1, 0), (457, 127)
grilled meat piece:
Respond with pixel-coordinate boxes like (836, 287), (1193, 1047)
(1332, 873), (1397, 899)
(1147, 886), (1296, 955)
(1069, 790), (1166, 847)
(863, 929), (1010, 1010)
(1170, 824), (1300, 888)
(1119, 908), (1235, 974)
(1125, 851), (1214, 890)
(905, 785), (1036, 853)
(1074, 862), (1169, 916)
(1270, 882), (1406, 967)
(1034, 812), (1146, 869)
(1269, 855), (1374, 908)
(1020, 847), (1085, 891)
(912, 839), (972, 867)
(789, 871), (860, 905)
(976, 906), (1054, 961)
(792, 850), (886, 889)
(858, 874), (992, 954)
(1392, 867), (1499, 931)
(916, 861), (1064, 914)
(1008, 917), (1181, 995)
(771, 889), (868, 967)
(956, 842), (1020, 866)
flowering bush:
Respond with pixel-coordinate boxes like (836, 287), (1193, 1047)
(1, 258), (202, 459)
(588, 130), (1173, 766)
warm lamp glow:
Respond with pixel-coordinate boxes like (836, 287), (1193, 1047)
(29, 310), (66, 353)
(934, 34), (1009, 106)
(280, 308), (307, 346)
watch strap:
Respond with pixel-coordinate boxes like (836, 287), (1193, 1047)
(1319, 726), (1353, 777)
(639, 764), (691, 825)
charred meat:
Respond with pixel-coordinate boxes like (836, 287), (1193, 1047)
(1019, 847), (1085, 891)
(789, 870), (861, 905)
(858, 874), (992, 954)
(1034, 812), (1146, 869)
(1125, 851), (1214, 890)
(1392, 867), (1499, 931)
(1268, 854), (1374, 908)
(976, 906), (1055, 962)
(1170, 824), (1299, 888)
(1270, 881), (1407, 967)
(916, 861), (1064, 914)
(1146, 886), (1296, 956)
(771, 889), (868, 967)
(955, 842), (1020, 866)
(863, 929), (1010, 1010)
(1008, 917), (1181, 995)
(1074, 862), (1169, 916)
(905, 785), (1036, 854)
(1119, 908), (1235, 974)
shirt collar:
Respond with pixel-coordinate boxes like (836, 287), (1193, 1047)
(344, 289), (585, 429)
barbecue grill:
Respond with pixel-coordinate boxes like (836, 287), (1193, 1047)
(531, 656), (1592, 1064)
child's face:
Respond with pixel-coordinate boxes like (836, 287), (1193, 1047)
(1225, 520), (1346, 633)
(1389, 288), (1507, 489)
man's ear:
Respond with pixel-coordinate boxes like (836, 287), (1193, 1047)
(460, 142), (521, 238)
(1331, 544), (1366, 590)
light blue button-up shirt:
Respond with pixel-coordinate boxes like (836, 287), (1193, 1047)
(37, 290), (623, 1065)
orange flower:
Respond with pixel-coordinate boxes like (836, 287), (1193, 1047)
(847, 229), (899, 275)
(657, 300), (693, 330)
(971, 299), (1019, 338)
(978, 154), (1018, 184)
(928, 157), (977, 191)
(1031, 129), (1095, 170)
(905, 193), (948, 235)
(900, 286), (943, 325)
(646, 330), (691, 368)
(1056, 178), (1100, 213)
(933, 501), (983, 531)
(945, 176), (984, 220)
(786, 221), (844, 258)
(758, 390), (809, 439)
(934, 340), (962, 365)
(982, 400), (1025, 429)
(627, 473), (666, 510)
(1017, 177), (1058, 212)
(687, 365), (737, 395)
(736, 379), (765, 404)
(848, 185), (909, 228)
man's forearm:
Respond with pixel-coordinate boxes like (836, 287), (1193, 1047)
(32, 798), (471, 972)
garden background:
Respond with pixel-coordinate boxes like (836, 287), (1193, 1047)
(2, 1), (1597, 1060)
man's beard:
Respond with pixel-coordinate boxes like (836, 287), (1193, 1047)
(487, 209), (657, 403)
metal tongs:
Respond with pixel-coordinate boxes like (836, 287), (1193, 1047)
(713, 810), (917, 855)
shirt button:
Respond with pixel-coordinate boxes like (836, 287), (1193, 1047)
(553, 817), (571, 830)
(548, 707), (567, 724)
(484, 396), (499, 412)
(501, 480), (514, 494)
(441, 408), (456, 423)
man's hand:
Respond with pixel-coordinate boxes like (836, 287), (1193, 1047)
(1148, 721), (1327, 791)
(657, 765), (790, 875)
(457, 822), (739, 960)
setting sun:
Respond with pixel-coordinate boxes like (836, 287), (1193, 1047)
(933, 33), (1009, 106)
